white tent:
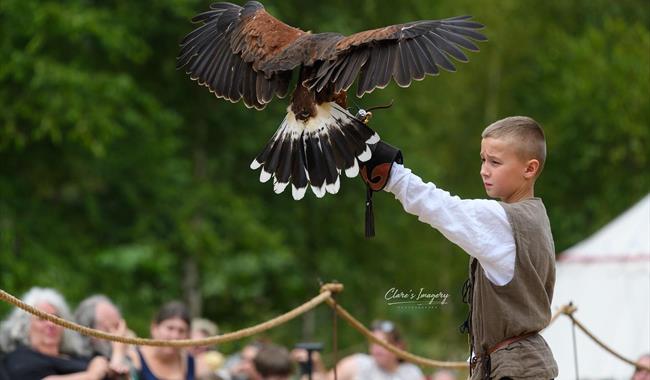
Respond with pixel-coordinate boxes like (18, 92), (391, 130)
(542, 194), (650, 379)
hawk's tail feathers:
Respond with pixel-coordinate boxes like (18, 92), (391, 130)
(250, 102), (379, 200)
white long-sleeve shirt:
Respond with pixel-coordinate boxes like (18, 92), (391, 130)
(385, 164), (516, 285)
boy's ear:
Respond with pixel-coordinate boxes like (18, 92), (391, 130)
(524, 159), (540, 179)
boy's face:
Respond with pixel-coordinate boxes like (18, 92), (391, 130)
(480, 137), (535, 203)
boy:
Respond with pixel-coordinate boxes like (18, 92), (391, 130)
(360, 116), (558, 379)
(253, 343), (294, 380)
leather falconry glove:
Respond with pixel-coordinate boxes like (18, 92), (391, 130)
(359, 141), (403, 237)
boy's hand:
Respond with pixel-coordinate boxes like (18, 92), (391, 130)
(360, 141), (403, 191)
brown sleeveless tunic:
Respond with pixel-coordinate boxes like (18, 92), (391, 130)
(468, 198), (558, 379)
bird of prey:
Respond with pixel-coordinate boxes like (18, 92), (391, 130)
(177, 1), (486, 200)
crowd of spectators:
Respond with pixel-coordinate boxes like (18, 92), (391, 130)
(16, 286), (650, 380)
(8, 286), (647, 379)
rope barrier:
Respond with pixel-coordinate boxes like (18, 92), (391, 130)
(1, 286), (648, 372)
(547, 303), (575, 326)
(323, 296), (468, 369)
(0, 287), (335, 347)
(557, 302), (650, 371)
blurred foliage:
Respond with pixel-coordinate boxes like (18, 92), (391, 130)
(0, 0), (648, 368)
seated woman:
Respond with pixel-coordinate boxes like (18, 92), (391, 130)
(74, 294), (134, 378)
(127, 301), (195, 380)
(0, 287), (108, 380)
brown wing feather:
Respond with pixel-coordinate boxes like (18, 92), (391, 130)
(231, 4), (306, 71)
(177, 1), (306, 109)
(335, 25), (402, 51)
(305, 16), (487, 97)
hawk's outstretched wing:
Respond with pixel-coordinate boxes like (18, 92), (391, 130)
(177, 1), (306, 109)
(178, 2), (486, 107)
(177, 1), (487, 200)
(305, 17), (487, 96)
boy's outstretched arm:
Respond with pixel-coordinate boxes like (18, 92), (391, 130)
(361, 143), (516, 286)
(387, 164), (514, 284)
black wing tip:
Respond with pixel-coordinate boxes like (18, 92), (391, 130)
(181, 71), (268, 110)
(210, 2), (243, 10)
(440, 16), (488, 41)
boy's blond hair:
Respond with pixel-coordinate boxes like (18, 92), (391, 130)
(482, 116), (547, 175)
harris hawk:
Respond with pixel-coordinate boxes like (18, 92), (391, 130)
(177, 1), (486, 200)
